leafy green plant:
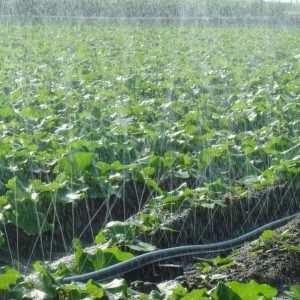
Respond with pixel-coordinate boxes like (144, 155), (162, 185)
(287, 285), (300, 300)
(0, 267), (22, 292)
(251, 229), (300, 254)
(70, 239), (135, 275)
(95, 221), (156, 252)
(228, 281), (277, 299)
(142, 281), (278, 300)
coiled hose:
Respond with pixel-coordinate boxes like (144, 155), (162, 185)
(61, 211), (300, 283)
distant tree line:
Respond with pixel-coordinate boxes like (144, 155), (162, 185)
(0, 0), (291, 18)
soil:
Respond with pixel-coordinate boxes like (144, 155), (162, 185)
(128, 216), (300, 298)
(143, 185), (300, 248)
(225, 217), (299, 289)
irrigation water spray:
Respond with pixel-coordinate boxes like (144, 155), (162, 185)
(0, 1), (299, 298)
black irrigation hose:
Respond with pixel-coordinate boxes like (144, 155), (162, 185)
(61, 211), (300, 284)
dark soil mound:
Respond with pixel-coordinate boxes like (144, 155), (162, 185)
(180, 216), (300, 295)
(145, 185), (300, 248)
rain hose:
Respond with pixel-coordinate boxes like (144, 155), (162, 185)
(61, 211), (300, 283)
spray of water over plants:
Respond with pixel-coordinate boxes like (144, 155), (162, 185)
(0, 1), (299, 299)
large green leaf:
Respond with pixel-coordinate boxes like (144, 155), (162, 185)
(290, 285), (300, 300)
(225, 280), (278, 300)
(212, 283), (241, 300)
(82, 280), (105, 299)
(101, 279), (129, 299)
(0, 267), (22, 291)
(182, 289), (209, 300)
(60, 152), (94, 176)
(72, 239), (134, 274)
(7, 199), (49, 235)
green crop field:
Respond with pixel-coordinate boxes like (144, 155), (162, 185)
(0, 24), (299, 299)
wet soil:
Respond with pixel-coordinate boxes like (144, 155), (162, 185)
(126, 185), (300, 296)
(176, 216), (300, 297)
(125, 217), (300, 297)
(143, 185), (300, 248)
